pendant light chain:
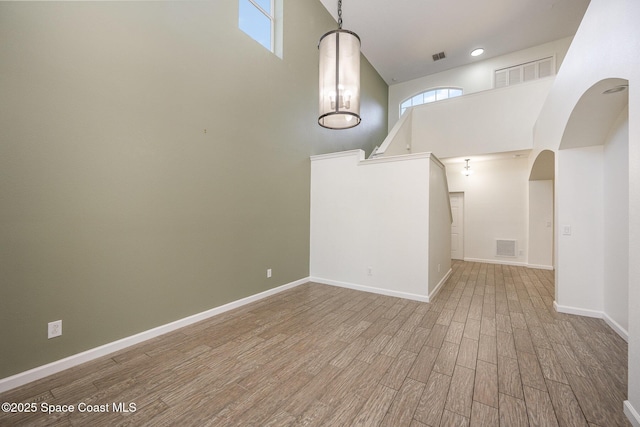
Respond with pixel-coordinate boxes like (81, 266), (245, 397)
(338, 0), (343, 29)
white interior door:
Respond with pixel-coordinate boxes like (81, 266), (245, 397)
(450, 192), (464, 260)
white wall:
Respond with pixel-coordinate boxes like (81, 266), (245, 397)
(528, 180), (554, 269)
(389, 37), (573, 130)
(429, 159), (452, 292)
(446, 156), (529, 266)
(310, 150), (451, 301)
(629, 63), (640, 426)
(531, 1), (639, 421)
(603, 107), (629, 334)
(556, 146), (605, 314)
(379, 109), (413, 157)
(408, 78), (553, 158)
(554, 106), (630, 336)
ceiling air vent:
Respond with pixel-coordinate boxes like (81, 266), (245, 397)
(432, 51), (446, 61)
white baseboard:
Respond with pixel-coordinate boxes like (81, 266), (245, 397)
(310, 277), (430, 302)
(429, 268), (452, 300)
(603, 312), (629, 342)
(0, 277), (309, 394)
(625, 400), (640, 427)
(553, 301), (629, 342)
(553, 301), (603, 318)
(460, 258), (553, 271)
(526, 263), (554, 270)
(464, 257), (527, 267)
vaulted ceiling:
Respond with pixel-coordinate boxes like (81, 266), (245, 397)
(318, 0), (590, 85)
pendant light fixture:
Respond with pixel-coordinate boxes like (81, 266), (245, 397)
(462, 159), (473, 176)
(318, 0), (361, 129)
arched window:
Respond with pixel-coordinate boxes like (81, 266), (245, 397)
(400, 87), (463, 116)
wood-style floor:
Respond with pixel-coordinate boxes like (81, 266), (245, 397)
(0, 261), (630, 426)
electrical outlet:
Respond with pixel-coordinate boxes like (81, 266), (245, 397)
(267, 268), (272, 278)
(48, 320), (62, 339)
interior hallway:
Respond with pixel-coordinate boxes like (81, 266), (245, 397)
(0, 261), (629, 426)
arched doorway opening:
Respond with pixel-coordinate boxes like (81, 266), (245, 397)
(528, 150), (555, 270)
(555, 77), (629, 338)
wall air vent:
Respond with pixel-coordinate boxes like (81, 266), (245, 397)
(494, 56), (555, 88)
(496, 239), (517, 257)
(432, 51), (446, 61)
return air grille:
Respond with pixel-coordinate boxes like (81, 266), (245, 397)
(496, 239), (517, 257)
(494, 57), (554, 88)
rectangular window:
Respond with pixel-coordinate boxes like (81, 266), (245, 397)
(239, 0), (282, 57)
(239, 0), (273, 51)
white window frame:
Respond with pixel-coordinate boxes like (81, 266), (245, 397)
(399, 87), (463, 117)
(252, 0), (274, 52)
(239, 0), (283, 58)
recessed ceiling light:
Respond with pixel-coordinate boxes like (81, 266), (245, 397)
(471, 48), (484, 57)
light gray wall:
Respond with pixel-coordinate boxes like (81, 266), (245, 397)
(0, 0), (388, 378)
